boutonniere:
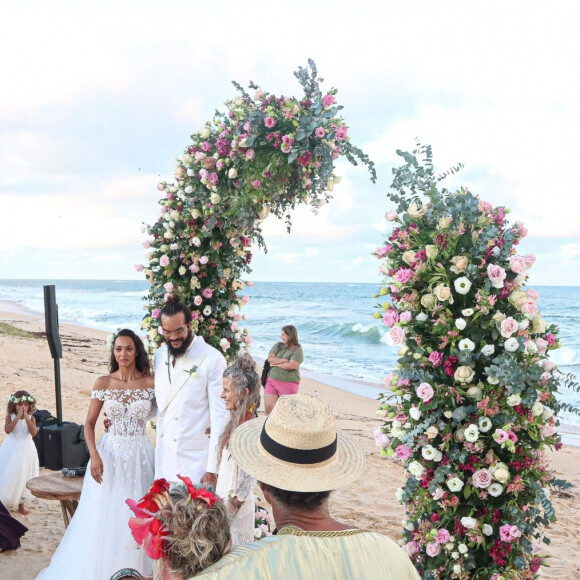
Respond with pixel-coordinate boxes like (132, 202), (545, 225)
(186, 365), (199, 379)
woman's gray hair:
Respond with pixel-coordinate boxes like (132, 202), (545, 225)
(217, 352), (261, 461)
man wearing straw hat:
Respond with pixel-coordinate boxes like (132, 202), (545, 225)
(195, 393), (420, 579)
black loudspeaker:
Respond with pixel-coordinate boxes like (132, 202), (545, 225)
(43, 285), (62, 359)
(32, 409), (58, 467)
(43, 423), (90, 471)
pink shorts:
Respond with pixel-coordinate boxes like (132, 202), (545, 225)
(264, 377), (300, 396)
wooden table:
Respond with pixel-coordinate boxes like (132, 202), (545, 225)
(26, 472), (84, 528)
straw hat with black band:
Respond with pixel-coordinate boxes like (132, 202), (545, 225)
(228, 393), (365, 492)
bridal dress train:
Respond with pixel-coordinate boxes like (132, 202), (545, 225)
(36, 387), (155, 580)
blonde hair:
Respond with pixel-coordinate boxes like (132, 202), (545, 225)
(217, 352), (261, 461)
(154, 486), (230, 578)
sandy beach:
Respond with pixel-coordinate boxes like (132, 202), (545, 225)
(1, 306), (579, 579)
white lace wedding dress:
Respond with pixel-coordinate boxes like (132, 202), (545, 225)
(36, 387), (155, 580)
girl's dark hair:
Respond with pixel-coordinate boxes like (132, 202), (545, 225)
(217, 352), (261, 460)
(7, 390), (37, 415)
(282, 325), (300, 347)
(109, 329), (151, 375)
(161, 295), (192, 324)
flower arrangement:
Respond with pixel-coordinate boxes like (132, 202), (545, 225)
(373, 144), (577, 579)
(254, 505), (274, 540)
(138, 60), (375, 356)
(126, 475), (221, 559)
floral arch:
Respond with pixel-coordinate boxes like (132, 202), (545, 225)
(137, 60), (375, 355)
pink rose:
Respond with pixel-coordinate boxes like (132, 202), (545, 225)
(499, 524), (521, 542)
(335, 126), (348, 141)
(514, 220), (528, 238)
(163, 282), (174, 292)
(526, 289), (540, 302)
(194, 296), (202, 306)
(389, 326), (406, 345)
(428, 351), (444, 367)
(322, 94), (335, 109)
(382, 310), (399, 327)
(142, 240), (151, 249)
(395, 445), (412, 460)
(246, 280), (254, 287)
(202, 288), (213, 299)
(500, 317), (519, 338)
(535, 338), (548, 354)
(251, 179), (262, 190)
(416, 382), (434, 402)
(231, 322), (239, 332)
(472, 468), (492, 488)
(134, 264), (144, 272)
(314, 126), (325, 138)
(199, 256), (209, 265)
(157, 182), (165, 191)
(487, 264), (506, 289)
(394, 268), (414, 284)
(242, 295), (250, 304)
(244, 335), (252, 345)
(189, 263), (200, 273)
(246, 149), (255, 161)
(541, 425), (556, 438)
(432, 488), (445, 500)
(375, 245), (390, 258)
(426, 542), (441, 557)
(151, 308), (161, 319)
(399, 311), (412, 323)
(191, 311), (199, 320)
(385, 211), (398, 222)
(403, 541), (419, 556)
(521, 253), (536, 268)
(264, 116), (276, 128)
(159, 255), (170, 267)
(509, 256), (528, 274)
(208, 172), (218, 185)
(436, 529), (451, 544)
(521, 301), (538, 316)
(546, 333), (556, 345)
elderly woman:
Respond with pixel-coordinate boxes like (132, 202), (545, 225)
(265, 325), (304, 414)
(216, 353), (261, 546)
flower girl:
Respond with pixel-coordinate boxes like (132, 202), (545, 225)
(0, 391), (39, 515)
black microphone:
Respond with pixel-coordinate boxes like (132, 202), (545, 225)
(61, 466), (87, 477)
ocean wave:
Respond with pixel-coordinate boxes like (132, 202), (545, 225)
(298, 320), (385, 344)
(550, 347), (580, 368)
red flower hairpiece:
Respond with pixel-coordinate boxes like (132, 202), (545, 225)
(177, 474), (219, 507)
(126, 478), (171, 560)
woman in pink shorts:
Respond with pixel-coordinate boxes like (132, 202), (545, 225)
(264, 325), (304, 414)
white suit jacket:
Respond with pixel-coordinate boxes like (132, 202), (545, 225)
(154, 336), (228, 483)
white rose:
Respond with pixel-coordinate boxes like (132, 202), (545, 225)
(447, 477), (464, 492)
(466, 386), (483, 400)
(434, 284), (453, 303)
(395, 488), (404, 502)
(228, 167), (238, 179)
(454, 276), (472, 295)
(454, 366), (475, 383)
(425, 245), (438, 259)
(198, 127), (210, 139)
(409, 407), (422, 420)
(420, 293), (436, 309)
(532, 401), (544, 416)
(408, 202), (427, 219)
(519, 319), (530, 330)
(460, 517), (477, 529)
(416, 312), (428, 322)
(408, 460), (424, 478)
(459, 338), (475, 351)
(178, 266), (186, 276)
(210, 193), (221, 204)
(438, 216), (453, 229)
(453, 565), (462, 575)
(506, 393), (522, 406)
(402, 250), (417, 265)
(488, 483), (504, 497)
(481, 344), (495, 356)
(455, 318), (467, 330)
(425, 425), (439, 439)
(462, 308), (474, 317)
(504, 338), (519, 352)
(464, 424), (480, 442)
(458, 544), (468, 555)
(482, 524), (493, 536)
(451, 551), (460, 560)
(487, 376), (500, 385)
(542, 407), (555, 421)
(491, 464), (510, 484)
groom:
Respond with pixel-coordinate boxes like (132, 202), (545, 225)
(154, 297), (228, 487)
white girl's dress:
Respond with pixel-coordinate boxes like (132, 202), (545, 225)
(216, 447), (256, 546)
(36, 387), (155, 580)
(0, 414), (39, 507)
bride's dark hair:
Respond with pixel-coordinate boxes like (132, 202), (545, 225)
(217, 352), (261, 461)
(109, 329), (151, 375)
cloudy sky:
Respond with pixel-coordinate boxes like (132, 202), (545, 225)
(1, 0), (578, 285)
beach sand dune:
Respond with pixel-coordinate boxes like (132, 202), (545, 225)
(1, 310), (579, 579)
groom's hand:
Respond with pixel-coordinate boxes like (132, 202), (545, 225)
(200, 471), (217, 489)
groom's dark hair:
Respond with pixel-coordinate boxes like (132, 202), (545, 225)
(161, 295), (192, 323)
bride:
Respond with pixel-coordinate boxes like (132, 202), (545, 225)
(37, 329), (155, 579)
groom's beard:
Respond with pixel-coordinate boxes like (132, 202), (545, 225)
(167, 329), (194, 357)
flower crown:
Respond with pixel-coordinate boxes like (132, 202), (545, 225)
(10, 394), (35, 404)
(126, 475), (222, 559)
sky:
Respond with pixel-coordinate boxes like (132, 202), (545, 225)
(1, 0), (579, 285)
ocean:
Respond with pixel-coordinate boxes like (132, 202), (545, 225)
(1, 279), (579, 431)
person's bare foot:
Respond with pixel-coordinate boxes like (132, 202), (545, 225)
(18, 504), (29, 515)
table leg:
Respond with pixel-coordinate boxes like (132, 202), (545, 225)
(59, 500), (79, 528)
